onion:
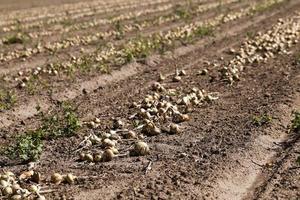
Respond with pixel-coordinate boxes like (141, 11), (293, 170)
(130, 141), (150, 156)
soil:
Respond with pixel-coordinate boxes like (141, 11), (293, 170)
(0, 0), (299, 199)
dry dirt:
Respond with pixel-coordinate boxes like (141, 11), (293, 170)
(0, 0), (299, 199)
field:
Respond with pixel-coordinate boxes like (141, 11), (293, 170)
(0, 0), (299, 199)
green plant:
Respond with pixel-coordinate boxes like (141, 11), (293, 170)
(6, 130), (43, 162)
(40, 102), (80, 139)
(113, 20), (124, 32)
(246, 31), (255, 39)
(251, 0), (280, 13)
(113, 20), (125, 40)
(174, 5), (190, 19)
(253, 114), (272, 126)
(5, 103), (80, 162)
(291, 111), (300, 132)
(25, 75), (41, 95)
(3, 33), (27, 45)
(0, 89), (16, 111)
(61, 19), (73, 27)
(98, 64), (111, 74)
(122, 37), (153, 63)
(132, 120), (140, 128)
(24, 75), (50, 95)
(194, 26), (214, 38)
(297, 55), (300, 65)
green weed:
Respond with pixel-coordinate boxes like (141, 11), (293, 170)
(98, 64), (111, 74)
(297, 54), (300, 65)
(113, 20), (125, 40)
(0, 89), (16, 111)
(291, 111), (300, 133)
(3, 33), (28, 45)
(24, 75), (50, 95)
(246, 31), (255, 39)
(25, 76), (39, 95)
(61, 19), (73, 27)
(40, 102), (80, 139)
(174, 5), (190, 19)
(194, 26), (214, 38)
(251, 0), (280, 13)
(6, 130), (43, 162)
(253, 114), (272, 126)
(132, 120), (140, 128)
(6, 103), (80, 162)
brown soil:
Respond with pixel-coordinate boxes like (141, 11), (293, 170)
(0, 0), (94, 11)
(0, 0), (300, 200)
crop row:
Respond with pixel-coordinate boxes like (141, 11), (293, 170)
(0, 0), (175, 33)
(0, 0), (171, 28)
(218, 13), (300, 83)
(12, 0), (284, 90)
(24, 0), (216, 40)
(0, 0), (207, 43)
(0, 0), (239, 63)
(69, 5), (300, 171)
(3, 10), (300, 200)
(0, 3), (175, 46)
